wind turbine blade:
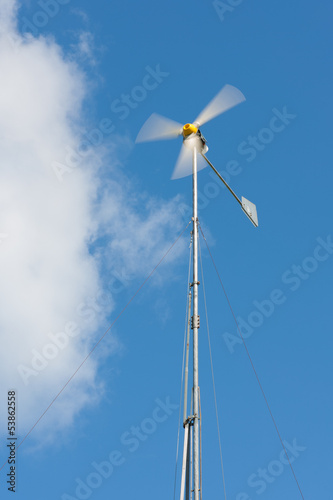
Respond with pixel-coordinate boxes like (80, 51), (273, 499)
(135, 113), (183, 143)
(171, 145), (191, 179)
(194, 84), (246, 127)
(172, 144), (207, 180)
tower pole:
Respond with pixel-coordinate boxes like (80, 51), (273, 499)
(192, 146), (200, 500)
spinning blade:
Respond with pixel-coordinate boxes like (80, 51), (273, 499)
(172, 144), (207, 180)
(194, 84), (246, 127)
(135, 113), (183, 143)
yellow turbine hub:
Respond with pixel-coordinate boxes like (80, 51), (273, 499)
(183, 123), (198, 137)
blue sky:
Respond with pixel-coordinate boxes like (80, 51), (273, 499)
(0, 1), (332, 499)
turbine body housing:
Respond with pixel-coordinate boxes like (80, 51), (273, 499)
(183, 124), (208, 155)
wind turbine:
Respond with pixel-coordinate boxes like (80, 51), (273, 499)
(136, 84), (258, 500)
(136, 84), (258, 227)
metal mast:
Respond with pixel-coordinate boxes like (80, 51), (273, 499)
(192, 147), (200, 500)
(180, 146), (258, 500)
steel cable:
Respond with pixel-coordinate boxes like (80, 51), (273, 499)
(199, 225), (305, 500)
(173, 234), (193, 500)
(198, 233), (228, 500)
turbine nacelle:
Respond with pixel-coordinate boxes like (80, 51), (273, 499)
(182, 124), (208, 156)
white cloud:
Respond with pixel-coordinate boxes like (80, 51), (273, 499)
(0, 0), (184, 447)
(96, 176), (185, 278)
(76, 31), (96, 64)
(0, 0), (107, 443)
(0, 0), (17, 35)
(70, 8), (90, 25)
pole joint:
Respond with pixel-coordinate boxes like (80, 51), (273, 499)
(190, 281), (200, 287)
(191, 315), (200, 330)
(183, 415), (195, 428)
